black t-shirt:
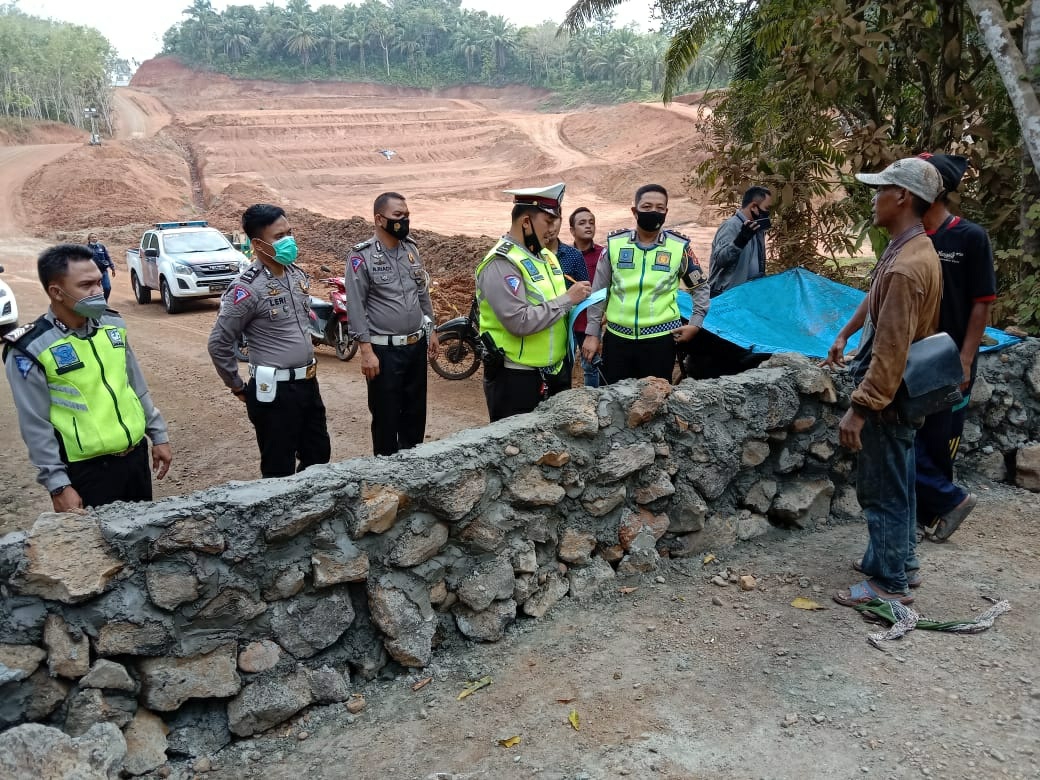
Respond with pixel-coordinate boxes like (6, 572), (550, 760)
(927, 216), (996, 348)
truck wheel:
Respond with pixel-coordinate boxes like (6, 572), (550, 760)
(160, 278), (183, 314)
(131, 271), (151, 304)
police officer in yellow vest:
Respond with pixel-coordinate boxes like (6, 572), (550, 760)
(475, 183), (591, 422)
(3, 244), (172, 512)
(582, 184), (709, 383)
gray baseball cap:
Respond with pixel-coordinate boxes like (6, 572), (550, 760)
(855, 157), (944, 203)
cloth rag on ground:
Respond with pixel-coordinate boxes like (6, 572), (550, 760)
(854, 597), (1011, 650)
(675, 268), (1021, 360)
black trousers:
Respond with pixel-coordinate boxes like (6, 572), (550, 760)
(245, 376), (331, 478)
(368, 339), (427, 456)
(683, 329), (767, 379)
(484, 366), (569, 422)
(915, 395), (970, 523)
(602, 331), (675, 384)
(66, 439), (152, 508)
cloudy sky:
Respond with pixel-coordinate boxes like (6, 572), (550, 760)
(19, 0), (653, 64)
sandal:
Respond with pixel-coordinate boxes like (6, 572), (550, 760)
(852, 559), (922, 589)
(833, 580), (914, 608)
(921, 493), (977, 542)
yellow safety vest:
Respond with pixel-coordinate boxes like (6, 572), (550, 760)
(476, 239), (568, 370)
(605, 230), (686, 339)
(33, 324), (146, 462)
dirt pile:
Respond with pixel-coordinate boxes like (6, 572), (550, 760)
(0, 120), (86, 146)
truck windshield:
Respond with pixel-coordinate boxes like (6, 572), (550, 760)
(163, 231), (231, 254)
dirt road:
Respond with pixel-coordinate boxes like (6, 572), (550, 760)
(0, 145), (77, 233)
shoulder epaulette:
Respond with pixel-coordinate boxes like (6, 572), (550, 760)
(240, 265), (261, 283)
(104, 306), (120, 316)
(607, 228), (630, 238)
(352, 239), (373, 252)
(2, 320), (35, 345)
(402, 236), (418, 246)
(666, 229), (691, 242)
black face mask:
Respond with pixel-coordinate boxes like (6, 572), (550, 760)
(381, 216), (410, 241)
(522, 220), (543, 256)
(636, 210), (666, 233)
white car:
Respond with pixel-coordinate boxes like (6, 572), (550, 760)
(0, 264), (18, 336)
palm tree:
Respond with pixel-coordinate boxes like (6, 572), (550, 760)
(451, 16), (482, 77)
(221, 17), (252, 63)
(315, 6), (346, 71)
(285, 15), (319, 72)
(182, 0), (219, 63)
(564, 0), (741, 100)
(480, 16), (517, 73)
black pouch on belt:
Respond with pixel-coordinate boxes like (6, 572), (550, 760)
(479, 332), (505, 380)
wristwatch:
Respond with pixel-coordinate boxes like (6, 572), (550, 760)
(49, 485), (69, 497)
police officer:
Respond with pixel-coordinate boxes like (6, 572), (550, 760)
(3, 243), (172, 511)
(475, 183), (591, 422)
(582, 184), (709, 383)
(208, 204), (331, 478)
(344, 191), (438, 456)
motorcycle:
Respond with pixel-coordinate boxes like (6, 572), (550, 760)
(429, 297), (483, 380)
(233, 266), (357, 362)
(309, 265), (358, 361)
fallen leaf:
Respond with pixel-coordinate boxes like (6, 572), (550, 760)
(457, 675), (493, 700)
(568, 709), (580, 731)
(412, 677), (432, 692)
(498, 736), (521, 748)
(702, 553), (716, 565)
(618, 587), (638, 594)
(556, 697), (575, 704)
(791, 597), (825, 611)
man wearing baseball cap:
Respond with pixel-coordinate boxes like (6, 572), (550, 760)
(475, 183), (591, 421)
(829, 157), (944, 608)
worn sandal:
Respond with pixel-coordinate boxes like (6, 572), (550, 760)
(921, 493), (978, 542)
(833, 580), (914, 608)
(852, 559), (922, 589)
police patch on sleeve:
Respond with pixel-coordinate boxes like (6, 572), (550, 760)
(350, 256), (365, 273)
(106, 329), (125, 349)
(504, 275), (522, 295)
(232, 285), (251, 304)
(14, 355), (34, 378)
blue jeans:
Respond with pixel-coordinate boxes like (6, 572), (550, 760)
(101, 271), (112, 301)
(575, 332), (602, 388)
(855, 414), (920, 594)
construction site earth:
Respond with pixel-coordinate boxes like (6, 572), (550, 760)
(0, 57), (1037, 779)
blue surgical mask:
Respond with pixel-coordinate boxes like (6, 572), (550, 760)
(272, 236), (298, 265)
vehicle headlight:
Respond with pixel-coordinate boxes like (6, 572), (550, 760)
(173, 263), (194, 276)
(238, 259), (250, 272)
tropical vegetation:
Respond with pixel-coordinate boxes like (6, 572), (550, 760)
(0, 4), (117, 132)
(160, 0), (729, 100)
(568, 0), (1040, 327)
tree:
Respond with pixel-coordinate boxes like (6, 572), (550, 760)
(285, 14), (319, 72)
(220, 16), (252, 62)
(315, 5), (347, 71)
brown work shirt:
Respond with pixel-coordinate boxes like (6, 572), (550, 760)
(850, 227), (942, 412)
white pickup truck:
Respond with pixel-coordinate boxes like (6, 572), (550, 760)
(126, 221), (250, 314)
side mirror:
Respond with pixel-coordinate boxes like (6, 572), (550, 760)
(144, 248), (159, 259)
(0, 264), (5, 273)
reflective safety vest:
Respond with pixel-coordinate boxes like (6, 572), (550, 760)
(28, 320), (146, 462)
(605, 229), (685, 339)
(476, 239), (568, 370)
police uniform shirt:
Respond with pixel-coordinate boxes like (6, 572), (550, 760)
(344, 237), (434, 341)
(4, 309), (169, 492)
(585, 229), (709, 336)
(208, 262), (315, 390)
(476, 237), (574, 367)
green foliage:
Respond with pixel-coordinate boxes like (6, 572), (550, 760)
(0, 4), (115, 130)
(160, 0), (712, 95)
(690, 0), (1037, 327)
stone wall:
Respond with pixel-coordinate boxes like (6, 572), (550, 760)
(2, 342), (1038, 774)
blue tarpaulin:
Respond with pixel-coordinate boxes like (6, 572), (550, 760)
(677, 268), (1021, 360)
